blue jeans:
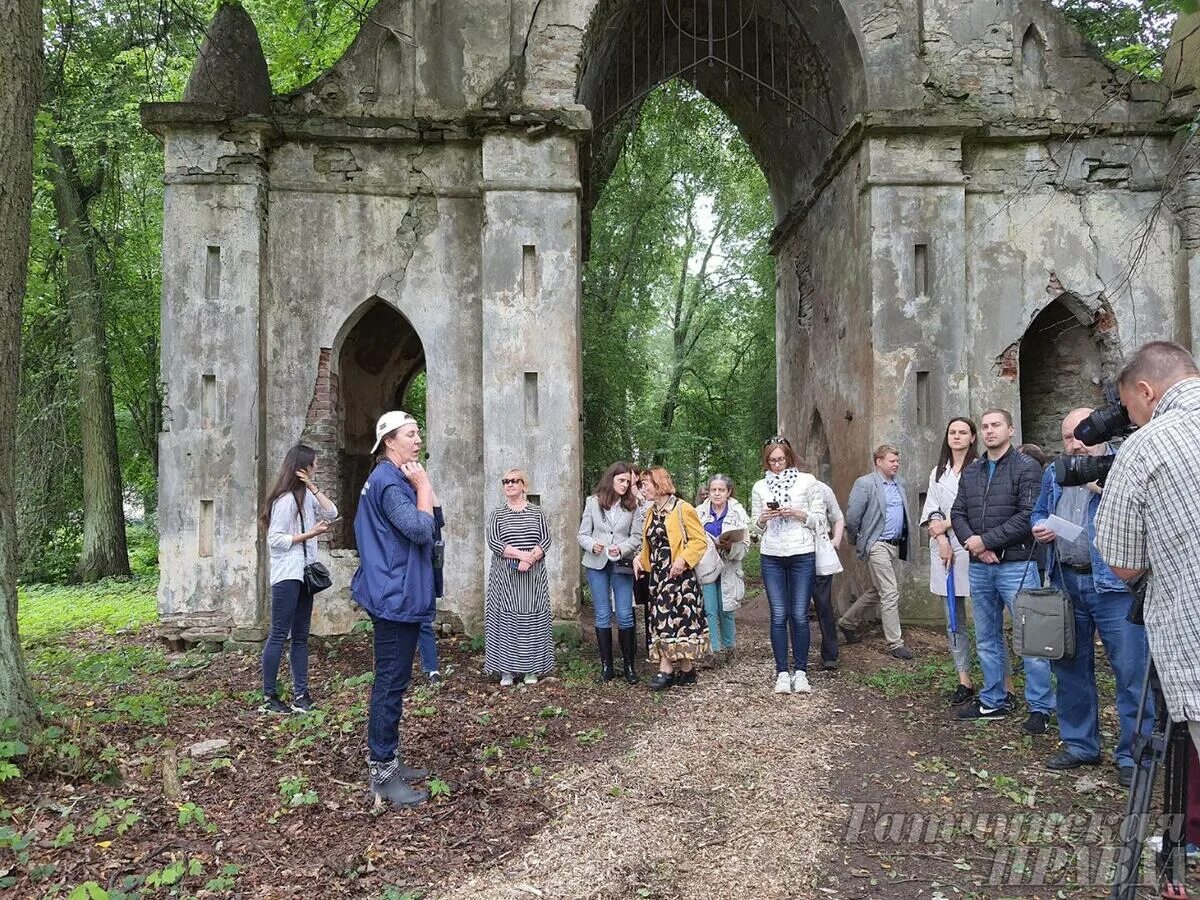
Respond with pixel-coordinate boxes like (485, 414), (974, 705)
(1052, 569), (1149, 768)
(367, 617), (421, 762)
(262, 579), (313, 698)
(761, 553), (815, 673)
(970, 560), (1054, 714)
(418, 621), (439, 673)
(701, 581), (736, 651)
(586, 563), (635, 629)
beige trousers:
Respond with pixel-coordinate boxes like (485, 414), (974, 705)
(839, 541), (904, 649)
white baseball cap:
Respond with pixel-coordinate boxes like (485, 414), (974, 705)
(371, 410), (418, 454)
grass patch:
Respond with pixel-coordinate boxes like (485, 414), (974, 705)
(17, 578), (157, 645)
(859, 659), (957, 698)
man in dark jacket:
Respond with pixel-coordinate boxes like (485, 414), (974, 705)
(951, 408), (1053, 733)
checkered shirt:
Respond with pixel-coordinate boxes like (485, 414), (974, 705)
(1095, 377), (1200, 722)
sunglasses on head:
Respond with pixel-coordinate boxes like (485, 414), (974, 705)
(501, 478), (524, 485)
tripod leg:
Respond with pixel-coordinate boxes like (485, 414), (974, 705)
(1156, 722), (1189, 898)
(1111, 663), (1169, 900)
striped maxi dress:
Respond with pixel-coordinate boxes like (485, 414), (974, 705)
(483, 503), (555, 676)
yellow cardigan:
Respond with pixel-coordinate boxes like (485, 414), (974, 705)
(638, 498), (708, 571)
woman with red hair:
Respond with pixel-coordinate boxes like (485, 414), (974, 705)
(634, 467), (710, 690)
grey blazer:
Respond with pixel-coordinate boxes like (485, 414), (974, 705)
(577, 495), (645, 570)
(845, 471), (915, 562)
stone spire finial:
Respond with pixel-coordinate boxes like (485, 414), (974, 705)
(1164, 11), (1200, 94)
(182, 2), (272, 115)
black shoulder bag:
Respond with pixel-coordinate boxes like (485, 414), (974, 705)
(298, 495), (333, 594)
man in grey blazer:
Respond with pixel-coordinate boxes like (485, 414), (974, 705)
(839, 444), (916, 659)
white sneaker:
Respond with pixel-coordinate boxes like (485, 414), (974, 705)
(774, 672), (792, 694)
(792, 671), (812, 694)
(499, 672), (514, 687)
(523, 673), (538, 685)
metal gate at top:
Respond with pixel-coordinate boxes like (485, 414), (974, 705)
(590, 0), (836, 136)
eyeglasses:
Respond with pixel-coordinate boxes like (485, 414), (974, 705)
(501, 478), (524, 485)
(763, 436), (791, 447)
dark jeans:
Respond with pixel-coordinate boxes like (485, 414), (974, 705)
(262, 579), (313, 698)
(418, 621), (439, 673)
(1051, 569), (1148, 768)
(761, 553), (816, 674)
(811, 573), (839, 663)
(368, 617), (421, 762)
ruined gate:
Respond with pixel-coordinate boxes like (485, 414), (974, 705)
(142, 0), (1200, 641)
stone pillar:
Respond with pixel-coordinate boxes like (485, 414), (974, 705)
(153, 117), (273, 643)
(1169, 140), (1200, 356)
(479, 132), (583, 629)
(865, 132), (970, 625)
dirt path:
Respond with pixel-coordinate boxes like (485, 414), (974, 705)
(435, 593), (850, 899)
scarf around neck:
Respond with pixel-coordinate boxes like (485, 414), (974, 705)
(765, 468), (802, 505)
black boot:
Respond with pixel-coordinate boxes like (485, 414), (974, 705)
(596, 627), (616, 682)
(367, 758), (428, 809)
(618, 627), (640, 684)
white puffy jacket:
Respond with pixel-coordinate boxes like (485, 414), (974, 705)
(750, 472), (827, 557)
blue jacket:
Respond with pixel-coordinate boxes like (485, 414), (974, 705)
(350, 461), (437, 623)
(1030, 452), (1127, 595)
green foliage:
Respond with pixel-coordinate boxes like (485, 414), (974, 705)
(582, 82), (776, 496)
(1053, 0), (1183, 76)
(278, 774), (319, 807)
(16, 578), (157, 644)
(428, 778), (451, 798)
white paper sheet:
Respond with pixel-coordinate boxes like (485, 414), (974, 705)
(1044, 514), (1084, 543)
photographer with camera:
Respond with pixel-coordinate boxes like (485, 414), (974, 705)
(1095, 341), (1200, 757)
(1031, 408), (1148, 784)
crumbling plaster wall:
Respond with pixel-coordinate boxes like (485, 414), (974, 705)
(156, 123), (272, 644)
(963, 136), (1180, 429)
(264, 138), (487, 635)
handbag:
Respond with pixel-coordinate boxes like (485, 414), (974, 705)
(678, 504), (722, 584)
(298, 499), (333, 595)
(598, 505), (635, 576)
(1013, 557), (1074, 660)
(814, 533), (843, 576)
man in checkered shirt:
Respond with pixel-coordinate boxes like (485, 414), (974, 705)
(1094, 341), (1200, 753)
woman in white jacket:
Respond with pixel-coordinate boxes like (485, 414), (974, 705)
(921, 417), (980, 707)
(261, 443), (338, 714)
(751, 436), (826, 695)
(577, 462), (644, 683)
(696, 474), (751, 663)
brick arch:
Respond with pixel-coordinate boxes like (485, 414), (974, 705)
(1017, 290), (1122, 451)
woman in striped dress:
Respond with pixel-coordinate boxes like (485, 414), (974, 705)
(484, 468), (554, 686)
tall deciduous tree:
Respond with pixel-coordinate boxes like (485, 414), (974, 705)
(0, 0), (44, 728)
(46, 138), (130, 579)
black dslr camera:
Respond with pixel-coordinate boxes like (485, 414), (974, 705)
(1053, 384), (1135, 487)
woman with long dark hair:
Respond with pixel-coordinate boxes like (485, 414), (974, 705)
(261, 443), (337, 714)
(920, 418), (978, 706)
(578, 461), (644, 683)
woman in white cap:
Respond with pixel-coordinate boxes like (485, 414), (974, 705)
(351, 410), (442, 809)
(484, 468), (554, 686)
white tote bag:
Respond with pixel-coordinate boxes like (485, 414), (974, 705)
(814, 534), (843, 576)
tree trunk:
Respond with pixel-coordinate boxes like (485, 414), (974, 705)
(0, 0), (44, 729)
(48, 142), (131, 581)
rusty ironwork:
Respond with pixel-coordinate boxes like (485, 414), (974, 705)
(591, 0), (835, 135)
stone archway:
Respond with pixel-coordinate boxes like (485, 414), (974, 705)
(332, 299), (426, 550)
(1018, 292), (1122, 451)
(145, 0), (1197, 643)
